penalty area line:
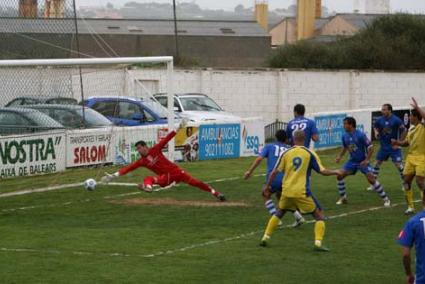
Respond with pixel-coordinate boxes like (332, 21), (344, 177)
(0, 199), (418, 258)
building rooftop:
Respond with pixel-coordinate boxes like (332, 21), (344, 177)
(333, 13), (380, 29)
(0, 17), (268, 37)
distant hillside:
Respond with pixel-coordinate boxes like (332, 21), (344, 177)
(78, 2), (331, 21)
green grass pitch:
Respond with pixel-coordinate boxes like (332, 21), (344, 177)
(0, 148), (421, 283)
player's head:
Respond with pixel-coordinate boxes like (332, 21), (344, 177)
(186, 127), (193, 137)
(293, 130), (305, 145)
(381, 104), (392, 117)
(293, 104), (305, 117)
(343, 117), (356, 132)
(135, 140), (150, 156)
(410, 109), (422, 125)
(275, 129), (287, 143)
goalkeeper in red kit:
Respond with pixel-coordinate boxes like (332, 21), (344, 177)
(101, 120), (226, 201)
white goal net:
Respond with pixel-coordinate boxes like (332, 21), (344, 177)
(0, 57), (175, 181)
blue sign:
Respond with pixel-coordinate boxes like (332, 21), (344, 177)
(199, 124), (240, 160)
(314, 114), (346, 149)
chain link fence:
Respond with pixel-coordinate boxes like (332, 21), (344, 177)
(0, 0), (78, 60)
(0, 1), (87, 136)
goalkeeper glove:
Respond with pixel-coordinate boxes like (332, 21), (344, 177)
(100, 172), (119, 184)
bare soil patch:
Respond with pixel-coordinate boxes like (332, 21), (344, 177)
(110, 197), (249, 207)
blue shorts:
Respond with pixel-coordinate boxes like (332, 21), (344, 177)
(343, 160), (373, 175)
(265, 172), (283, 193)
(270, 179), (282, 193)
(376, 148), (402, 163)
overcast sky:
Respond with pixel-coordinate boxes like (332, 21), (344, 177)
(76, 0), (425, 14)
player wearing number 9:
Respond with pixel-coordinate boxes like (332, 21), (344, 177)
(260, 130), (341, 251)
(286, 104), (319, 148)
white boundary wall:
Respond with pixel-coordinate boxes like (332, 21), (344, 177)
(2, 68), (423, 125)
(128, 69), (425, 124)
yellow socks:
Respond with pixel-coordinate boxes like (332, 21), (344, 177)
(314, 220), (326, 245)
(264, 215), (281, 237)
(405, 190), (414, 209)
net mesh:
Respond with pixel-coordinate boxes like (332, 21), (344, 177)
(0, 0), (78, 60)
(0, 1), (176, 182)
(0, 60), (172, 180)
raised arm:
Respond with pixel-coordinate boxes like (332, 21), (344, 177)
(411, 97), (425, 119)
(154, 119), (188, 150)
(154, 130), (177, 150)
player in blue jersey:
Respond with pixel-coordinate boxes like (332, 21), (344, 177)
(286, 104), (318, 148)
(335, 117), (391, 207)
(367, 104), (406, 192)
(397, 194), (425, 284)
(244, 130), (305, 227)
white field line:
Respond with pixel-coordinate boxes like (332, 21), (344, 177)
(0, 199), (421, 258)
(0, 174), (266, 198)
(0, 183), (83, 198)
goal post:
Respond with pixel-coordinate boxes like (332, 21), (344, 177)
(0, 56), (177, 180)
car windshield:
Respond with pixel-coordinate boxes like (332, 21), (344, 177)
(24, 110), (64, 128)
(46, 98), (78, 105)
(76, 107), (113, 127)
(143, 99), (170, 119)
(180, 96), (222, 111)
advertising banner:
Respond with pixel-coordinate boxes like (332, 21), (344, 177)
(314, 110), (372, 150)
(314, 113), (347, 149)
(174, 126), (200, 162)
(198, 124), (240, 160)
(0, 131), (66, 179)
(240, 118), (265, 157)
(114, 126), (160, 164)
(66, 129), (113, 167)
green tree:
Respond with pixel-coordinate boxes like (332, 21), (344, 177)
(268, 14), (425, 70)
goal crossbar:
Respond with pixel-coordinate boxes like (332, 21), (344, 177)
(0, 56), (173, 67)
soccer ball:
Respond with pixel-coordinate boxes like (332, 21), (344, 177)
(84, 178), (97, 191)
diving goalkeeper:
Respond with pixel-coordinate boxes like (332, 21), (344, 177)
(101, 120), (226, 201)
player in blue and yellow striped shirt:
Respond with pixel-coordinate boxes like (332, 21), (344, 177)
(259, 130), (341, 251)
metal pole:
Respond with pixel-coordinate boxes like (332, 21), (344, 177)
(72, 0), (86, 127)
(166, 60), (175, 160)
(172, 0), (180, 62)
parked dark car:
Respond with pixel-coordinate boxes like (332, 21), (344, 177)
(0, 107), (64, 136)
(23, 104), (113, 129)
(83, 96), (168, 126)
(5, 96), (78, 107)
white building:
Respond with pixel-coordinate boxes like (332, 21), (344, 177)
(365, 0), (390, 14)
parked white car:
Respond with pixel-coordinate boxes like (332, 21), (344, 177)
(153, 93), (241, 122)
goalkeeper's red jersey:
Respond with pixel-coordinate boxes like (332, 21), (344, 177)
(118, 130), (181, 176)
